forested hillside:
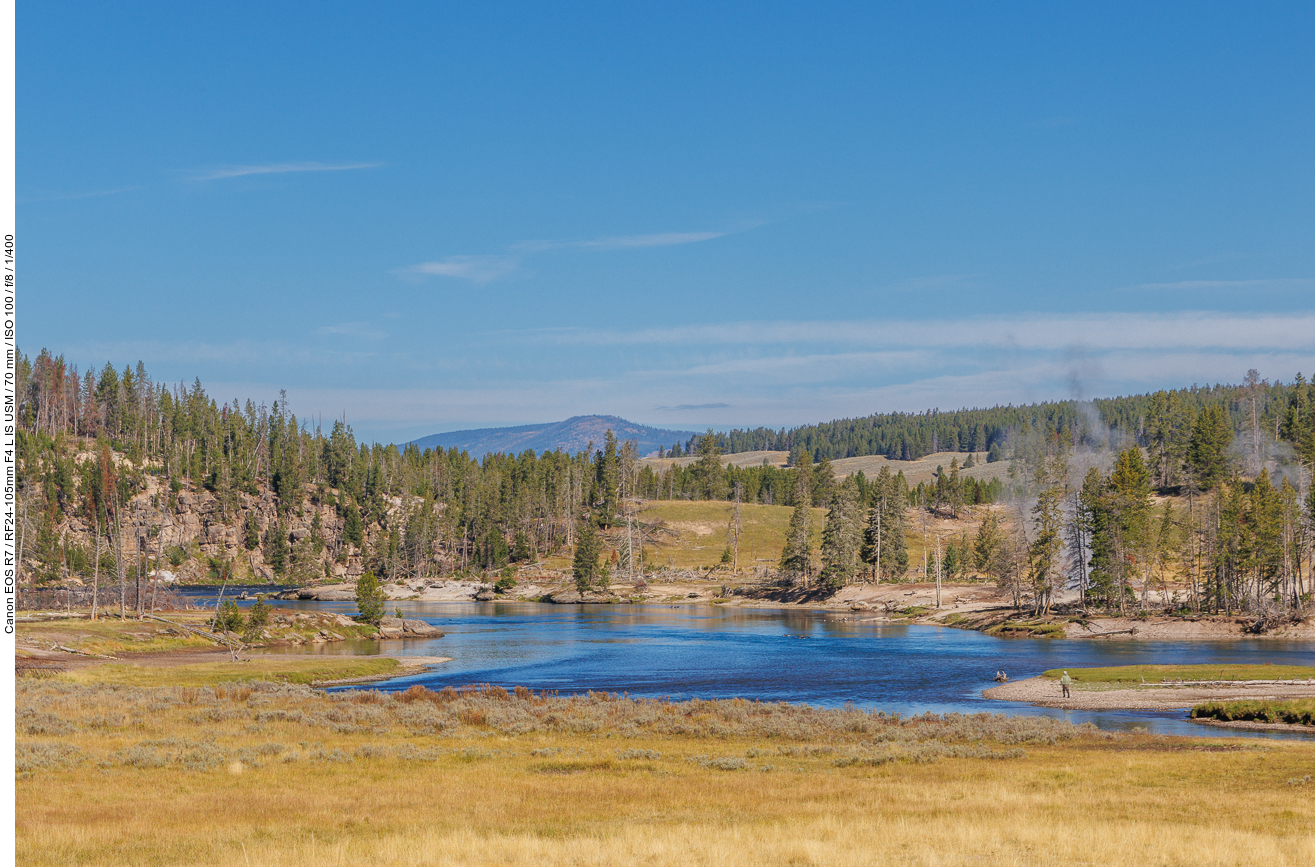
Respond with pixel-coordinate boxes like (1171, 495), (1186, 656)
(705, 376), (1315, 465)
(14, 347), (1315, 620)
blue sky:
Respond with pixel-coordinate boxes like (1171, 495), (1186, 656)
(20, 2), (1315, 443)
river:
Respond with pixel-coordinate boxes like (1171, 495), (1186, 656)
(187, 588), (1315, 740)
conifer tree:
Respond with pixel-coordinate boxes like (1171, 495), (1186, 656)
(240, 510), (259, 551)
(596, 430), (620, 526)
(572, 514), (603, 592)
(354, 570), (386, 625)
(1028, 484), (1064, 615)
(343, 498), (364, 549)
(861, 467), (908, 580)
(1187, 405), (1233, 490)
(780, 501), (813, 577)
(972, 510), (1002, 574)
(811, 456), (835, 507)
(819, 481), (863, 591)
(946, 457), (964, 517)
(266, 520), (288, 577)
(691, 430), (727, 500)
(1080, 467), (1118, 607)
(1084, 448), (1153, 612)
(789, 449), (812, 507)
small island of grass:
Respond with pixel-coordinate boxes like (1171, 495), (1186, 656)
(1040, 664), (1315, 684)
(1192, 698), (1315, 727)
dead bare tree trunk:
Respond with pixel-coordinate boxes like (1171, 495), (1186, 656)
(112, 498), (128, 620)
(934, 534), (943, 609)
(90, 519), (102, 621)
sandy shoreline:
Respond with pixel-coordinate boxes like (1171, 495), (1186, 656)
(984, 675), (1315, 711)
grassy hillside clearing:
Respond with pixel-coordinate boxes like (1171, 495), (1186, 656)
(631, 499), (998, 576)
(636, 500), (825, 571)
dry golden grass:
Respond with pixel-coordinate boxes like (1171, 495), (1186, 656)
(635, 499), (992, 580)
(18, 614), (220, 656)
(638, 500), (828, 570)
(52, 656), (401, 687)
(16, 679), (1315, 866)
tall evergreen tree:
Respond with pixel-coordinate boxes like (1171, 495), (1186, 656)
(972, 510), (1003, 575)
(342, 498), (364, 549)
(1028, 484), (1065, 615)
(789, 449), (812, 508)
(596, 430), (620, 526)
(266, 519), (288, 577)
(1187, 405), (1233, 490)
(572, 513), (603, 593)
(780, 502), (813, 577)
(819, 480), (863, 591)
(861, 467), (908, 580)
(691, 430), (727, 501)
(243, 511), (260, 551)
(353, 570), (386, 624)
(1084, 448), (1154, 612)
(811, 456), (835, 507)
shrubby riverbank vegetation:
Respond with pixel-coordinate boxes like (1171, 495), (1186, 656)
(1192, 698), (1315, 726)
(12, 347), (1315, 626)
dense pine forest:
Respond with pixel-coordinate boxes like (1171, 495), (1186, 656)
(656, 377), (1315, 467)
(13, 347), (1315, 619)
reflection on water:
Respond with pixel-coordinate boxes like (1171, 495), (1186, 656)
(181, 590), (1315, 740)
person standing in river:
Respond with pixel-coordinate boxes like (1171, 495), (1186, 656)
(1060, 671), (1072, 698)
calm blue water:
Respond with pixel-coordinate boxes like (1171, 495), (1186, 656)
(183, 589), (1315, 740)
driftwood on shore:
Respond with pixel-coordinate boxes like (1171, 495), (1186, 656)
(143, 613), (247, 660)
(1083, 627), (1139, 637)
(49, 643), (119, 660)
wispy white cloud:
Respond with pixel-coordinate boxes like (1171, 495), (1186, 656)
(190, 161), (384, 181)
(316, 322), (388, 340)
(655, 402), (732, 411)
(520, 312), (1315, 353)
(61, 338), (383, 370)
(1127, 278), (1313, 292)
(404, 225), (751, 283)
(21, 186), (140, 203)
(403, 255), (521, 283)
(639, 351), (932, 382)
(514, 230), (730, 253)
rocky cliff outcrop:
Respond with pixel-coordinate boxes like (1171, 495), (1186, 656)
(43, 449), (440, 586)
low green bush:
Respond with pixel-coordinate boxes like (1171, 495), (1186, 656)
(1191, 698), (1315, 726)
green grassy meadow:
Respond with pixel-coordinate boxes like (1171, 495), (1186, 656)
(1042, 664), (1315, 684)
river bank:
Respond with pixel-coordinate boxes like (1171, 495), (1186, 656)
(15, 609), (449, 687)
(281, 576), (1315, 642)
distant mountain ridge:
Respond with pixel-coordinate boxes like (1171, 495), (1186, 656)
(408, 415), (701, 457)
